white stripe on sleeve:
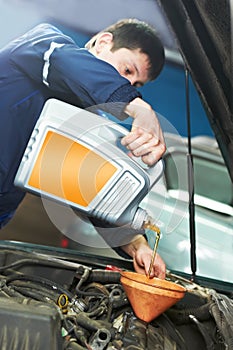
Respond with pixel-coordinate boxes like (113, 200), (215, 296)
(42, 42), (65, 86)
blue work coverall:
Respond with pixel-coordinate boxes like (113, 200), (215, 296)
(0, 23), (141, 228)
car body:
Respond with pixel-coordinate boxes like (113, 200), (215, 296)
(143, 132), (233, 283)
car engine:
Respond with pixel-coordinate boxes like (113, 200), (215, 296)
(0, 242), (232, 350)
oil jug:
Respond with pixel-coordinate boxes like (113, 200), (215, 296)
(14, 99), (164, 230)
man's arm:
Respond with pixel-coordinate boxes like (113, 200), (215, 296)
(91, 219), (166, 279)
(10, 24), (140, 110)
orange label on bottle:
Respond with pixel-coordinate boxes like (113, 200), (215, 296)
(28, 131), (117, 206)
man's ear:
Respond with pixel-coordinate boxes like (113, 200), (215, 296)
(94, 32), (113, 54)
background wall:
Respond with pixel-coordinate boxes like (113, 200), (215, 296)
(0, 0), (213, 137)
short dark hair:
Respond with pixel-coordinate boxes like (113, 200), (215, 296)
(87, 18), (165, 81)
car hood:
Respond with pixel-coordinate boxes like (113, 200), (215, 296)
(158, 0), (233, 182)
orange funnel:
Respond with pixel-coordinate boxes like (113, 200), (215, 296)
(120, 271), (186, 323)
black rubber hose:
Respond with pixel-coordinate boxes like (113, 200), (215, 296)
(76, 312), (112, 331)
(75, 270), (121, 297)
(166, 302), (212, 325)
(5, 273), (74, 300)
(12, 284), (60, 304)
(1, 280), (26, 298)
(0, 257), (80, 272)
(10, 279), (61, 299)
(0, 282), (59, 309)
(87, 270), (121, 284)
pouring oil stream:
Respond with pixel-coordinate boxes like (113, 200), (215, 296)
(143, 221), (161, 277)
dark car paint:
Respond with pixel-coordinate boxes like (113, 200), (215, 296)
(158, 0), (233, 181)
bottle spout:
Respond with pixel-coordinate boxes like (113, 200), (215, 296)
(130, 207), (148, 230)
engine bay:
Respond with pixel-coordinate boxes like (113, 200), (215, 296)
(0, 241), (232, 350)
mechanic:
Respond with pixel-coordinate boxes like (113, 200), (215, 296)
(0, 19), (166, 278)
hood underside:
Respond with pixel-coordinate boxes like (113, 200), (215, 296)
(158, 0), (233, 181)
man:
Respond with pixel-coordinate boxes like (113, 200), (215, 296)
(0, 19), (166, 278)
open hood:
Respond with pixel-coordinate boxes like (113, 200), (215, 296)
(158, 0), (233, 181)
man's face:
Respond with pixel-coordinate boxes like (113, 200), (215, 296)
(102, 48), (150, 87)
(91, 33), (151, 87)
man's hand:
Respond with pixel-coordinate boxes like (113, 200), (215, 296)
(122, 98), (166, 166)
(120, 235), (166, 279)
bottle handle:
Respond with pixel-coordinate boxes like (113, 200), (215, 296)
(98, 120), (164, 188)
